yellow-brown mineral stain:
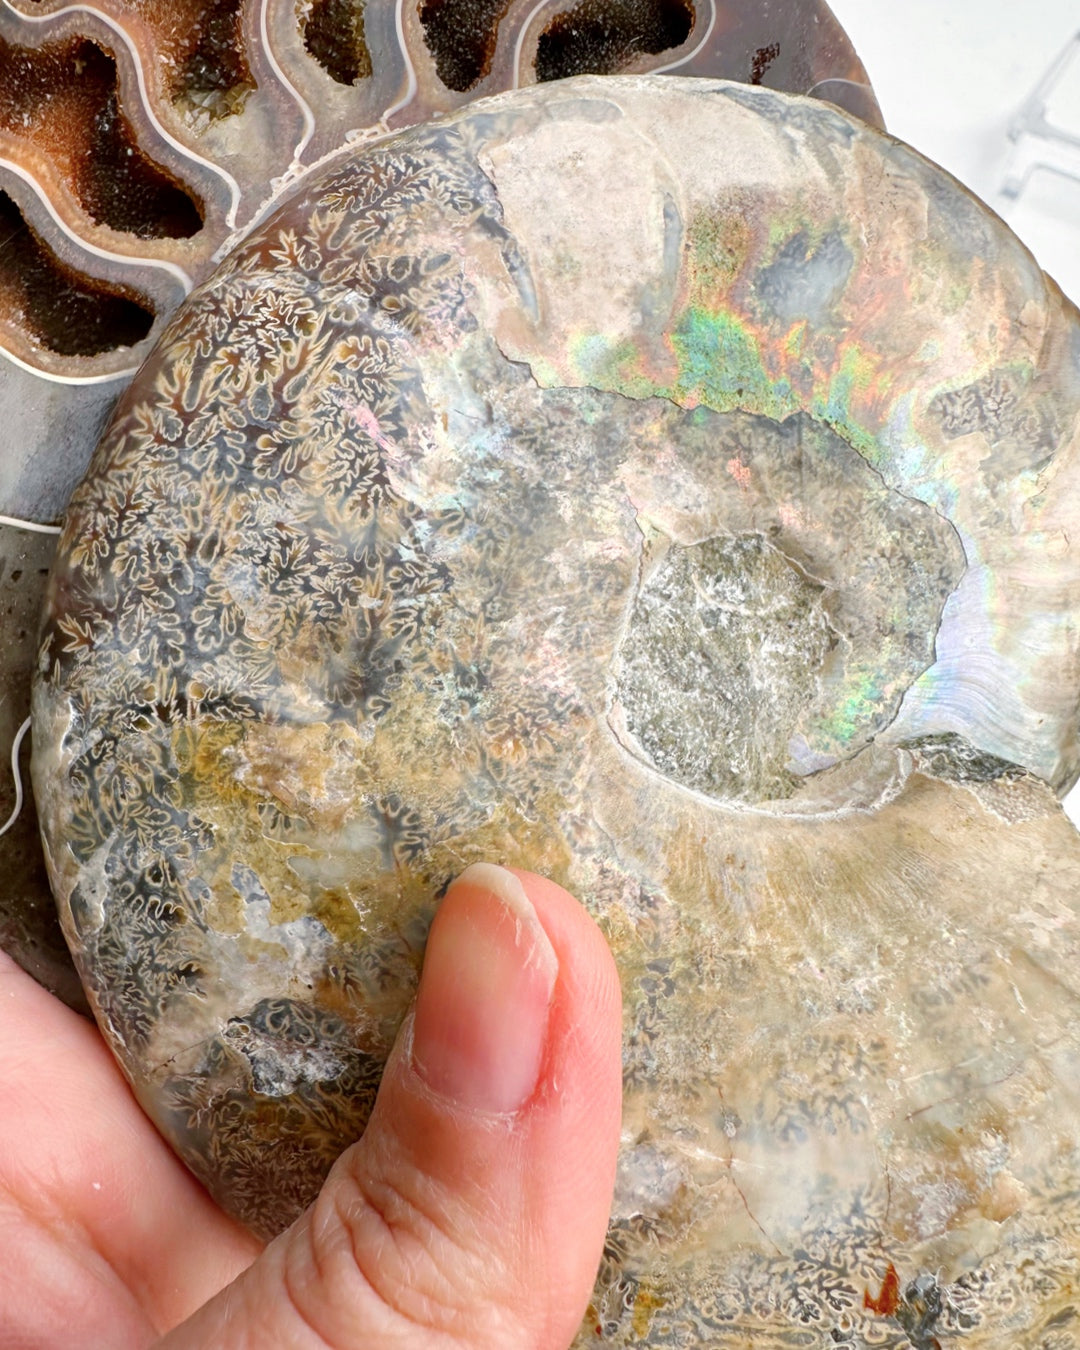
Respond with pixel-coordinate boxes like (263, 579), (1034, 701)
(863, 1262), (900, 1316)
(632, 1285), (667, 1337)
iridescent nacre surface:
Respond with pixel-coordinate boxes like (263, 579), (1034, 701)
(0, 0), (880, 1006)
(33, 77), (1080, 1344)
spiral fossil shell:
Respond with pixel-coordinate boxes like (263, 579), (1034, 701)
(32, 76), (1080, 1344)
(0, 0), (880, 1008)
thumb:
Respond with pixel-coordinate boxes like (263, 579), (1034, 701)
(157, 863), (623, 1350)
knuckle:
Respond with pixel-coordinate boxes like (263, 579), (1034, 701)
(294, 1152), (518, 1346)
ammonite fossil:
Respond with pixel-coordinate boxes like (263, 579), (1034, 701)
(0, 0), (879, 520)
(0, 0), (879, 1007)
(32, 76), (1080, 1345)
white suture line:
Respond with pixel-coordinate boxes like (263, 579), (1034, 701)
(260, 0), (315, 166)
(0, 514), (61, 534)
(2, 0), (242, 229)
(381, 0), (419, 124)
(0, 341), (139, 386)
(512, 0), (551, 87)
(0, 716), (30, 841)
(651, 0), (717, 74)
(0, 156), (193, 293)
(805, 77), (874, 100)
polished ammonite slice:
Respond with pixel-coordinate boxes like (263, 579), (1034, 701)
(33, 77), (1080, 1345)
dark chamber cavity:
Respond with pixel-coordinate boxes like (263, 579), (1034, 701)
(535, 0), (694, 81)
(418, 0), (512, 91)
(0, 34), (203, 238)
(303, 0), (373, 86)
(0, 191), (155, 356)
(79, 82), (204, 239)
(174, 0), (256, 120)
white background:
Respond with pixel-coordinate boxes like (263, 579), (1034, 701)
(828, 0), (1080, 305)
(827, 1), (1080, 823)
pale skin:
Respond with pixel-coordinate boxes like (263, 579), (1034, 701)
(0, 867), (623, 1349)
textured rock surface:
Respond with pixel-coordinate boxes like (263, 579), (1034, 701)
(0, 523), (87, 1010)
(33, 77), (1080, 1344)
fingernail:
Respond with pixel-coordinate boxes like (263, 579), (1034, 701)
(412, 863), (559, 1114)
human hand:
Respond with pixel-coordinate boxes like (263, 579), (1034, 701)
(0, 864), (623, 1349)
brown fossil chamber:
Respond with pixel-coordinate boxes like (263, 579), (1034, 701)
(0, 0), (878, 1006)
(32, 77), (1080, 1346)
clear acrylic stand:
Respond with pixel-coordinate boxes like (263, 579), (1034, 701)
(1002, 29), (1080, 199)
